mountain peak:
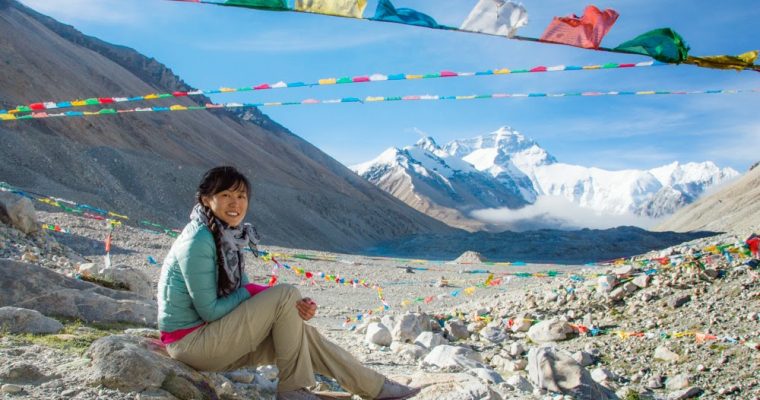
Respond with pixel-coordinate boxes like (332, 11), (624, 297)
(415, 136), (440, 152)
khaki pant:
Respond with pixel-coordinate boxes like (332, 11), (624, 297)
(166, 284), (385, 398)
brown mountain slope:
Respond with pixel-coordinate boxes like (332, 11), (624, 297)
(0, 0), (456, 251)
(654, 163), (760, 235)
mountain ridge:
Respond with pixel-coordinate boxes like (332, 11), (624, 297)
(353, 126), (739, 230)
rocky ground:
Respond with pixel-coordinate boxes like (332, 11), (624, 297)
(0, 195), (758, 400)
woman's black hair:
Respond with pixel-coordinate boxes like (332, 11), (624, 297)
(195, 166), (251, 294)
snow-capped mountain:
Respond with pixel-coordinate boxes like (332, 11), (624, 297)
(353, 136), (528, 231)
(352, 126), (740, 230)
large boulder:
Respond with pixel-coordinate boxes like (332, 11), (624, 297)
(79, 263), (153, 300)
(86, 335), (220, 399)
(527, 345), (618, 399)
(0, 307), (63, 334)
(0, 192), (39, 234)
(0, 259), (156, 327)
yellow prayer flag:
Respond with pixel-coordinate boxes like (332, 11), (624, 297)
(295, 0), (367, 18)
(684, 50), (758, 71)
(170, 105), (188, 111)
(144, 94), (159, 100)
(319, 78), (337, 85)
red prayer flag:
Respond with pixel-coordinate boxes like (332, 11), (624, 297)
(98, 98), (115, 104)
(540, 5), (619, 49)
(29, 103), (45, 110)
(105, 233), (112, 253)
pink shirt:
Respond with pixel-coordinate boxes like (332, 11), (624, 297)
(160, 283), (269, 345)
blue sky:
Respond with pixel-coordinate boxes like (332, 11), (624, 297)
(18, 0), (760, 172)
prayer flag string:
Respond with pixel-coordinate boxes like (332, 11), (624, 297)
(3, 60), (665, 115)
(2, 87), (757, 122)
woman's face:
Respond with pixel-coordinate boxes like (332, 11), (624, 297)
(202, 186), (248, 227)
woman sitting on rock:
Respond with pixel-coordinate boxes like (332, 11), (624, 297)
(158, 166), (420, 400)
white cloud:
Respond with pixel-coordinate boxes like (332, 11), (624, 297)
(471, 196), (661, 232)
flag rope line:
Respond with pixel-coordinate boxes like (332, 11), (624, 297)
(2, 60), (665, 115)
(2, 87), (758, 122)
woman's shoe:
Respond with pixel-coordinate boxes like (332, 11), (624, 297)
(375, 378), (421, 400)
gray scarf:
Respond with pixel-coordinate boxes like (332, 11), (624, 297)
(190, 203), (260, 297)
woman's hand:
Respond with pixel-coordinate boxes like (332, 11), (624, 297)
(295, 297), (317, 321)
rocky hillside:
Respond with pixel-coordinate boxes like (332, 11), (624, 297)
(1, 190), (757, 400)
(655, 162), (760, 236)
(0, 0), (454, 253)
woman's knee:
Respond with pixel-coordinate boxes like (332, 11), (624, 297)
(274, 283), (302, 301)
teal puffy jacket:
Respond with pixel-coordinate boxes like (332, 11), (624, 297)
(158, 220), (251, 332)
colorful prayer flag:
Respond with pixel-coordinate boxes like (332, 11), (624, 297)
(540, 5), (619, 49)
(460, 0), (527, 38)
(614, 28), (690, 64)
(222, 0), (289, 10)
(295, 0), (367, 18)
(371, 0), (446, 29)
(684, 50), (759, 71)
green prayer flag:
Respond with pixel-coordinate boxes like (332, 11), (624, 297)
(222, 0), (289, 11)
(614, 28), (690, 64)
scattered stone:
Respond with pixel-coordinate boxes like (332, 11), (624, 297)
(0, 362), (47, 384)
(1, 384), (23, 394)
(414, 331), (446, 349)
(225, 370), (256, 384)
(0, 192), (39, 234)
(527, 319), (573, 343)
(444, 319), (469, 341)
(506, 374), (533, 393)
(614, 265), (634, 276)
(468, 368), (504, 384)
(666, 374), (691, 390)
(510, 317), (532, 333)
(654, 346), (680, 362)
(647, 375), (664, 389)
(591, 367), (616, 383)
(365, 322), (392, 347)
(572, 351), (595, 367)
(0, 307), (63, 334)
(666, 387), (703, 400)
(597, 275), (617, 293)
(392, 313), (425, 343)
(422, 345), (484, 371)
(509, 342), (526, 357)
(632, 274), (651, 288)
(479, 326), (507, 344)
(668, 294), (691, 308)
